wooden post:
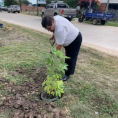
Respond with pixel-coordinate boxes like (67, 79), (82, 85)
(19, 0), (22, 12)
(37, 0), (39, 16)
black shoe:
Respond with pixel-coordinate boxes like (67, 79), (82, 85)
(61, 75), (69, 81)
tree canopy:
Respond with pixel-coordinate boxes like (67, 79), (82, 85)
(22, 0), (30, 5)
(64, 0), (79, 8)
(3, 0), (19, 6)
(77, 0), (100, 9)
(3, 0), (30, 6)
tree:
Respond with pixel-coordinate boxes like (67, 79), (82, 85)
(64, 0), (79, 8)
(4, 0), (30, 7)
(42, 47), (68, 99)
(22, 0), (30, 5)
(19, 0), (22, 12)
(4, 0), (19, 6)
(46, 0), (52, 5)
(77, 0), (100, 10)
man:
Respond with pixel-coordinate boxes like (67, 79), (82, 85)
(76, 5), (80, 17)
(41, 15), (82, 81)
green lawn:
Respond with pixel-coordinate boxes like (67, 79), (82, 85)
(106, 21), (118, 27)
(0, 21), (118, 118)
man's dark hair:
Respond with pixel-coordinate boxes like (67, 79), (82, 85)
(41, 16), (54, 28)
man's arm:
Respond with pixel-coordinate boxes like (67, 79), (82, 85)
(56, 44), (63, 50)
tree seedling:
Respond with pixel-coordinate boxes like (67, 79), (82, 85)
(42, 47), (69, 97)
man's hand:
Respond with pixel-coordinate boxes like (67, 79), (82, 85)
(50, 35), (54, 40)
(56, 45), (63, 50)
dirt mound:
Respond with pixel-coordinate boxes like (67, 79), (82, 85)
(0, 67), (69, 118)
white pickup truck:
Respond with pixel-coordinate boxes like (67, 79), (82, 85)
(8, 5), (20, 13)
(41, 1), (76, 21)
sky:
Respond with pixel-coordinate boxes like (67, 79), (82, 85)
(28, 0), (37, 4)
(0, 0), (35, 4)
(0, 0), (46, 5)
(29, 0), (47, 4)
(0, 0), (36, 4)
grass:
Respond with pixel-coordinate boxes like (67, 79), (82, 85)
(0, 21), (118, 118)
(21, 10), (42, 17)
(83, 20), (118, 27)
(105, 21), (118, 27)
(0, 110), (10, 118)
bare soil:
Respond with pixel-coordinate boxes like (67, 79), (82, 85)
(0, 67), (69, 118)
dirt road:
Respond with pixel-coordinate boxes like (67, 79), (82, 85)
(0, 11), (118, 56)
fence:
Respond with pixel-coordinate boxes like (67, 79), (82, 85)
(108, 9), (118, 21)
(21, 4), (44, 16)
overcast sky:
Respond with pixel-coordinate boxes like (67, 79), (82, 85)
(28, 0), (37, 4)
(28, 0), (47, 4)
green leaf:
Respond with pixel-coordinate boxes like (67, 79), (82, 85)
(42, 47), (68, 96)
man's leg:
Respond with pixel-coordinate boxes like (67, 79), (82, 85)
(62, 32), (82, 81)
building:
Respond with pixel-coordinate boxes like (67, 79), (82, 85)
(98, 0), (118, 11)
(0, 0), (4, 7)
(98, 0), (118, 20)
(38, 0), (46, 5)
(99, 0), (118, 4)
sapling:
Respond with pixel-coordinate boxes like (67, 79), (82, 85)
(42, 47), (69, 97)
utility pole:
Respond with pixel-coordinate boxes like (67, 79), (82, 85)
(19, 0), (22, 12)
(89, 0), (92, 12)
(37, 0), (39, 16)
(105, 0), (109, 13)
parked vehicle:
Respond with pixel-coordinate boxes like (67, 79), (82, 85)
(8, 5), (20, 13)
(41, 1), (76, 21)
(0, 6), (8, 11)
(78, 11), (114, 25)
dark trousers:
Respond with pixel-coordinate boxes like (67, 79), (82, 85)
(64, 32), (82, 76)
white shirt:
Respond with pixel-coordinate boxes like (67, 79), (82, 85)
(53, 15), (79, 47)
(76, 6), (80, 11)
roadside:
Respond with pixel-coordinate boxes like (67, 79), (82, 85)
(72, 18), (118, 57)
(0, 21), (118, 118)
(21, 10), (42, 17)
(83, 42), (118, 57)
(83, 20), (118, 27)
(0, 11), (118, 57)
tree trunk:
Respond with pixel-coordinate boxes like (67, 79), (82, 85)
(19, 0), (22, 12)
